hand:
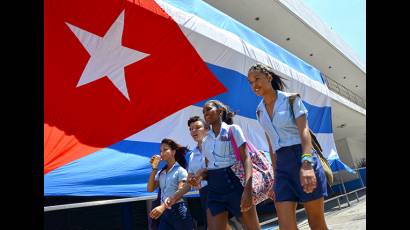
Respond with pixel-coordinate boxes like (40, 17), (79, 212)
(240, 187), (253, 212)
(149, 205), (165, 219)
(193, 172), (203, 186)
(267, 189), (276, 202)
(188, 173), (201, 188)
(164, 197), (175, 209)
(300, 162), (317, 193)
(187, 173), (197, 187)
(193, 174), (203, 189)
(150, 155), (161, 169)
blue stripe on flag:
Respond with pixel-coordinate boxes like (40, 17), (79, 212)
(109, 140), (160, 157)
(197, 63), (333, 133)
(195, 63), (261, 119)
(45, 141), (192, 196)
(303, 102), (333, 133)
(45, 143), (154, 196)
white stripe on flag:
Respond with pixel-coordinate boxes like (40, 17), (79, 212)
(156, 0), (332, 108)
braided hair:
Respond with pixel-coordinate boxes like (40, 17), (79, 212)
(248, 63), (287, 91)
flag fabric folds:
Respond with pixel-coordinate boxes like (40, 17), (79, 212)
(45, 0), (345, 196)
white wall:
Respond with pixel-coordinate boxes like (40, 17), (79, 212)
(333, 137), (366, 184)
(335, 137), (366, 169)
(335, 138), (354, 168)
(346, 137), (366, 168)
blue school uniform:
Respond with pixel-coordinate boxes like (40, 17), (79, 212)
(188, 147), (208, 188)
(256, 90), (327, 202)
(202, 122), (246, 218)
(155, 162), (193, 229)
(188, 146), (208, 228)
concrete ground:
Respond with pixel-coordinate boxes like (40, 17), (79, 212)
(258, 190), (366, 230)
(298, 196), (366, 230)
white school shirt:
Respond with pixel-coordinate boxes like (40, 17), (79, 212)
(256, 90), (308, 151)
(155, 162), (188, 203)
(187, 146), (208, 188)
(202, 122), (246, 170)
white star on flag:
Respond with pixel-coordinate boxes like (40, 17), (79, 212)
(66, 10), (150, 100)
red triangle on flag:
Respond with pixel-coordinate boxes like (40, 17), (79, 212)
(44, 0), (226, 174)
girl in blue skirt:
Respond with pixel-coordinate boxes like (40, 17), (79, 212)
(163, 116), (212, 229)
(247, 63), (328, 230)
(147, 138), (194, 230)
(201, 100), (261, 230)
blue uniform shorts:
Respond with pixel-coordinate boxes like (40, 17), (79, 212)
(206, 167), (243, 218)
(274, 144), (328, 203)
(159, 201), (193, 230)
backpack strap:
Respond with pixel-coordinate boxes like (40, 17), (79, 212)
(288, 93), (300, 118)
(288, 94), (333, 185)
(288, 94), (324, 155)
(309, 130), (323, 152)
(228, 126), (241, 161)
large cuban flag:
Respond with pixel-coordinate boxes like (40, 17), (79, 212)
(45, 0), (343, 196)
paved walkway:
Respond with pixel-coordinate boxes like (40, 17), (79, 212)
(298, 196), (366, 230)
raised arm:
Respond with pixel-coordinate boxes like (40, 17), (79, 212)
(147, 155), (160, 192)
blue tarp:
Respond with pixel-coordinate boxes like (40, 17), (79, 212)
(328, 159), (355, 174)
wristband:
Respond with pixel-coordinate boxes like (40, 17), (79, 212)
(301, 155), (314, 164)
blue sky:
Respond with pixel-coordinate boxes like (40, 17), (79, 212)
(302, 0), (366, 63)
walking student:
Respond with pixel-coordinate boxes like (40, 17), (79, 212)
(147, 138), (194, 230)
(247, 63), (328, 230)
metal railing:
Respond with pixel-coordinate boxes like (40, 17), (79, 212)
(322, 74), (366, 109)
(44, 190), (199, 212)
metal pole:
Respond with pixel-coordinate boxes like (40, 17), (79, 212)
(339, 173), (350, 207)
(354, 169), (360, 202)
(358, 168), (365, 188)
(337, 196), (341, 210)
(331, 178), (341, 210)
